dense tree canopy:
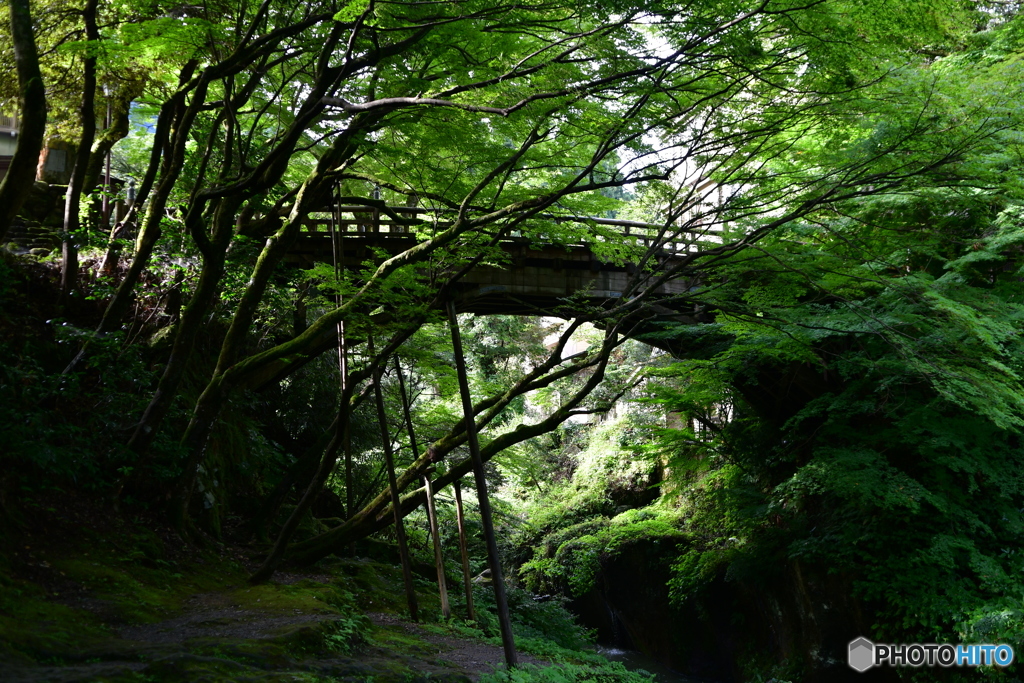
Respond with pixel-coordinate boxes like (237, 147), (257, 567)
(3, 0), (1024, 680)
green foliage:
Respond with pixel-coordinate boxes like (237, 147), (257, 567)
(646, 68), (1024, 664)
(466, 585), (594, 653)
(0, 263), (160, 486)
(321, 614), (371, 655)
(519, 508), (685, 598)
(6, 2), (1024, 681)
(479, 662), (655, 683)
(509, 413), (661, 533)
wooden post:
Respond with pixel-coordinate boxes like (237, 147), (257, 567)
(102, 92), (112, 229)
(453, 478), (476, 621)
(330, 202), (355, 554)
(342, 333), (354, 558)
(369, 337), (419, 622)
(446, 300), (517, 668)
(394, 355), (450, 619)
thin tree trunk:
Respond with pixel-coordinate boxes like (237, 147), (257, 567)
(285, 321), (621, 566)
(247, 418), (338, 542)
(287, 359), (616, 567)
(160, 199), (247, 528)
(453, 479), (476, 621)
(64, 59), (200, 378)
(331, 212), (356, 554)
(83, 96), (130, 196)
(0, 0), (46, 244)
(342, 325), (355, 556)
(394, 355), (450, 619)
(249, 380), (355, 584)
(60, 0), (99, 298)
(87, 97), (131, 275)
(128, 246), (230, 466)
(422, 476), (450, 617)
(163, 142), (360, 502)
(446, 300), (517, 667)
(370, 338), (419, 621)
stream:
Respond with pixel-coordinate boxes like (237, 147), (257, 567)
(596, 646), (711, 683)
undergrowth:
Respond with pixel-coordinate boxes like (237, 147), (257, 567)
(479, 662), (656, 683)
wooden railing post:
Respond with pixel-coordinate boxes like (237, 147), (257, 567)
(446, 299), (518, 668)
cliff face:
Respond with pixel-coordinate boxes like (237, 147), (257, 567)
(568, 537), (901, 683)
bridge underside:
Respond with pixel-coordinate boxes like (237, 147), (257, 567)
(243, 230), (710, 391)
(285, 232), (698, 317)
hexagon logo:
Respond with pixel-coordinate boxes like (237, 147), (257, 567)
(849, 637), (875, 672)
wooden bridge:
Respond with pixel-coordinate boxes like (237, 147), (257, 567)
(286, 205), (719, 316)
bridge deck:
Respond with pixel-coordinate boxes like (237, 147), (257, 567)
(286, 206), (714, 314)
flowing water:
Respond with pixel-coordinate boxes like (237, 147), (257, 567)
(596, 646), (711, 683)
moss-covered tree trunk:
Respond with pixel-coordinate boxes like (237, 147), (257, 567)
(447, 300), (517, 666)
(60, 0), (99, 298)
(453, 479), (476, 620)
(285, 320), (622, 566)
(370, 340), (418, 622)
(0, 0), (46, 244)
(395, 355), (450, 618)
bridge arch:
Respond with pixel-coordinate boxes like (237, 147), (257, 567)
(285, 203), (719, 318)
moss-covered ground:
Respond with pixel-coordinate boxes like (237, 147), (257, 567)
(0, 492), (646, 683)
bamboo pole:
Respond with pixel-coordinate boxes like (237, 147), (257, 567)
(394, 355), (451, 618)
(369, 337), (419, 622)
(446, 300), (517, 667)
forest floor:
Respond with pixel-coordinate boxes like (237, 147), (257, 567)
(0, 491), (549, 683)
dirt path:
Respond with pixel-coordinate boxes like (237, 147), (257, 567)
(0, 496), (560, 683)
(368, 611), (548, 679)
(3, 587), (549, 683)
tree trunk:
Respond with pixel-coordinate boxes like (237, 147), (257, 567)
(453, 479), (476, 621)
(82, 97), (130, 196)
(395, 355), (450, 618)
(0, 0), (46, 244)
(284, 322), (622, 566)
(341, 320), (354, 557)
(168, 131), (366, 495)
(249, 381), (355, 584)
(152, 198), (245, 527)
(370, 338), (419, 621)
(60, 0), (99, 298)
(446, 300), (517, 667)
(94, 63), (204, 336)
(247, 417), (339, 543)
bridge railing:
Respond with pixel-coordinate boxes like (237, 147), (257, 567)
(0, 112), (17, 134)
(302, 205), (724, 255)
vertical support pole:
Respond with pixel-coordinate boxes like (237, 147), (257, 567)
(394, 355), (450, 618)
(453, 479), (475, 621)
(369, 337), (419, 622)
(446, 300), (517, 668)
(423, 476), (450, 617)
(329, 195), (354, 550)
(102, 91), (111, 229)
(341, 329), (354, 558)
